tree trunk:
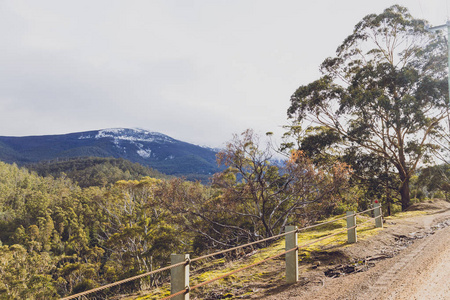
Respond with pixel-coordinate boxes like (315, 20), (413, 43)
(399, 177), (411, 211)
(386, 195), (392, 216)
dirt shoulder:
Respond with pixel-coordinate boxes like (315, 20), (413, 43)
(261, 199), (450, 300)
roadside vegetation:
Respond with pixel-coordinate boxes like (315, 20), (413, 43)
(0, 130), (351, 299)
(1, 4), (450, 300)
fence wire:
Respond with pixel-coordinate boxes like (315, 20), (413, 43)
(60, 206), (381, 300)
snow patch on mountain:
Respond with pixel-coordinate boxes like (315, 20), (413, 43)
(200, 145), (222, 152)
(137, 149), (152, 158)
(133, 140), (153, 159)
(78, 128), (175, 144)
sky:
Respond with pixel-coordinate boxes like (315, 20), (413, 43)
(1, 0), (449, 148)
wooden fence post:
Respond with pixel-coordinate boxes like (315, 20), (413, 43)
(374, 202), (383, 228)
(170, 254), (189, 300)
(285, 226), (298, 283)
(346, 211), (357, 243)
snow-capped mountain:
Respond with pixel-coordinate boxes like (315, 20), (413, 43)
(77, 128), (176, 160)
(78, 128), (175, 144)
(0, 128), (221, 177)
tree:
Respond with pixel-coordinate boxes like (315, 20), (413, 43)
(95, 177), (187, 289)
(418, 164), (450, 200)
(208, 129), (351, 241)
(287, 5), (449, 210)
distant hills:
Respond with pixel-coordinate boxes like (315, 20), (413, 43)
(27, 157), (173, 187)
(0, 128), (222, 181)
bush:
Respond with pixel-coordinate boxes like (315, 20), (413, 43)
(72, 279), (96, 293)
(432, 191), (445, 199)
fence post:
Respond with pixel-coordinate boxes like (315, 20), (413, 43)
(285, 226), (298, 283)
(374, 202), (383, 228)
(346, 211), (357, 244)
(170, 254), (189, 300)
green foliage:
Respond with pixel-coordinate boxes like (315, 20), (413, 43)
(72, 279), (96, 294)
(417, 164), (450, 200)
(0, 133), (353, 299)
(287, 5), (449, 210)
(0, 161), (189, 298)
(432, 190), (446, 199)
(0, 244), (57, 299)
(27, 157), (172, 187)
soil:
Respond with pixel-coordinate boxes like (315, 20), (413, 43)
(258, 199), (450, 300)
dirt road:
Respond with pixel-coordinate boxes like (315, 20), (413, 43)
(381, 222), (450, 300)
(263, 200), (450, 300)
(372, 223), (450, 300)
(409, 239), (450, 299)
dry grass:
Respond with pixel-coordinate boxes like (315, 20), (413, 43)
(136, 213), (385, 299)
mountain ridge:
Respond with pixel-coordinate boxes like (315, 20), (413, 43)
(0, 128), (222, 179)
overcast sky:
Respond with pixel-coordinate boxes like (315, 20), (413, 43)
(1, 0), (448, 147)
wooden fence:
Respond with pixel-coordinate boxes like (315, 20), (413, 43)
(61, 203), (383, 300)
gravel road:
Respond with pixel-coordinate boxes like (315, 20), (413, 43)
(263, 201), (450, 300)
(383, 225), (450, 300)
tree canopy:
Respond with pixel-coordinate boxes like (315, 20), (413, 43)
(0, 144), (354, 299)
(287, 5), (449, 210)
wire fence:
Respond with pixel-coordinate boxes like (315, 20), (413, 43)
(161, 247), (300, 300)
(60, 205), (382, 300)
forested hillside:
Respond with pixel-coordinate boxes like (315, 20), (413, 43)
(0, 161), (195, 299)
(0, 131), (356, 299)
(0, 127), (447, 299)
(26, 157), (172, 187)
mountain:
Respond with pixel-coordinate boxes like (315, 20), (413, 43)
(0, 128), (222, 179)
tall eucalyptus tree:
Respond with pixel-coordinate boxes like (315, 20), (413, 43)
(288, 5), (449, 210)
